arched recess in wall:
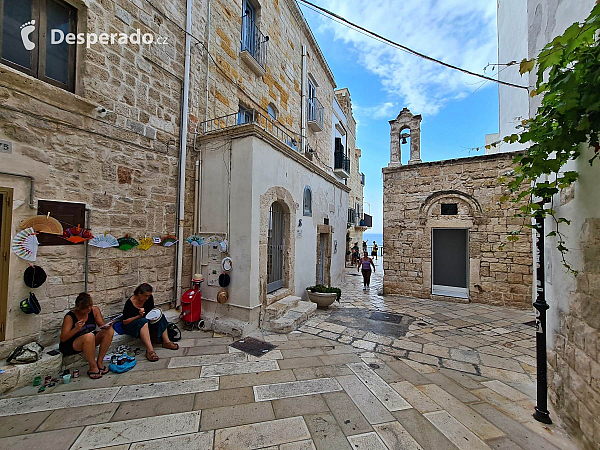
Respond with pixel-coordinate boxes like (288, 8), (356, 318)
(419, 190), (484, 225)
(303, 186), (312, 217)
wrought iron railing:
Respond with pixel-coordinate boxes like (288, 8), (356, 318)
(347, 208), (356, 225)
(360, 172), (365, 185)
(307, 96), (324, 129)
(241, 15), (268, 70)
(334, 151), (350, 173)
(196, 110), (299, 151)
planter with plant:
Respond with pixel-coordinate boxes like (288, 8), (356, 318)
(306, 285), (341, 309)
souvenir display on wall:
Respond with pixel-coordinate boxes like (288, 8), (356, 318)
(160, 235), (178, 247)
(62, 226), (94, 244)
(138, 236), (154, 251)
(217, 288), (229, 304)
(12, 227), (39, 261)
(19, 214), (63, 235)
(117, 235), (139, 251)
(185, 234), (227, 252)
(20, 293), (41, 314)
(152, 237), (162, 244)
(221, 257), (233, 272)
(186, 235), (204, 246)
(24, 265), (47, 288)
(89, 232), (119, 249)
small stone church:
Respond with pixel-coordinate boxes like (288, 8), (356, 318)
(382, 108), (533, 308)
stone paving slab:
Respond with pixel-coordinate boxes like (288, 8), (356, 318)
(254, 377), (342, 401)
(213, 416), (312, 449)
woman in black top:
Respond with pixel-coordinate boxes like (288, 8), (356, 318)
(59, 293), (114, 379)
(122, 283), (178, 362)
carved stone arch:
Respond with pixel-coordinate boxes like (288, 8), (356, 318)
(419, 190), (484, 225)
(389, 108), (422, 166)
(259, 186), (296, 306)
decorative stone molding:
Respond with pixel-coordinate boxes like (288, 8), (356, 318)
(419, 190), (484, 225)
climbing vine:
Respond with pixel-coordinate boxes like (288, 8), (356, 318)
(497, 4), (600, 274)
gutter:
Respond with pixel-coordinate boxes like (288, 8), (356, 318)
(301, 45), (307, 154)
(175, 0), (193, 306)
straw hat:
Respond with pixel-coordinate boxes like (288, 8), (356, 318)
(217, 288), (228, 304)
(19, 215), (63, 235)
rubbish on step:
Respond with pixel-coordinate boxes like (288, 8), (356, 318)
(33, 376), (41, 386)
(72, 369), (80, 378)
(62, 369), (70, 376)
(62, 374), (71, 384)
(37, 386), (45, 393)
(44, 375), (51, 385)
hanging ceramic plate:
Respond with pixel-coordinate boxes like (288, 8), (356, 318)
(19, 215), (63, 235)
(12, 228), (39, 261)
(186, 235), (204, 246)
(138, 237), (154, 251)
(161, 235), (178, 247)
(89, 233), (119, 249)
(117, 236), (139, 251)
(221, 257), (233, 272)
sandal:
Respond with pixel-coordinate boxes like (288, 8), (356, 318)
(98, 365), (109, 375)
(87, 370), (103, 379)
(146, 350), (159, 362)
(162, 342), (179, 350)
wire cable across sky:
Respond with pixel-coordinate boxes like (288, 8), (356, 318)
(297, 0), (528, 90)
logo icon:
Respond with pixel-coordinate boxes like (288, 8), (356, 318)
(20, 20), (36, 51)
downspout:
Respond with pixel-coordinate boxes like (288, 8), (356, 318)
(192, 159), (200, 273)
(301, 45), (307, 153)
(84, 208), (91, 291)
(175, 0), (193, 306)
(205, 0), (212, 123)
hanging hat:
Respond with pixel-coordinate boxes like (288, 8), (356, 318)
(20, 293), (41, 314)
(24, 265), (47, 288)
(218, 272), (231, 288)
(217, 288), (229, 304)
(89, 232), (119, 249)
(11, 228), (39, 261)
(117, 235), (139, 251)
(19, 214), (63, 235)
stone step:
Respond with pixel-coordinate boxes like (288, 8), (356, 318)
(263, 296), (301, 323)
(264, 301), (317, 334)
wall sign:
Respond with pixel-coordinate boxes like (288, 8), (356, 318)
(0, 139), (13, 154)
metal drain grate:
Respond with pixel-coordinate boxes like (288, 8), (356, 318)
(230, 337), (277, 357)
(369, 311), (404, 324)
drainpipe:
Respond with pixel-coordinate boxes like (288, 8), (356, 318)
(301, 45), (307, 153)
(205, 0), (212, 123)
(84, 208), (91, 291)
(192, 159), (200, 274)
(175, 0), (193, 306)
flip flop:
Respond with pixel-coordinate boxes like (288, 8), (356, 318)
(98, 365), (109, 375)
(87, 370), (102, 379)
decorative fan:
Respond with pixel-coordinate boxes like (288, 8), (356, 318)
(12, 227), (39, 261)
(219, 239), (228, 252)
(117, 235), (139, 251)
(152, 237), (162, 244)
(62, 225), (94, 244)
(186, 235), (204, 246)
(89, 232), (119, 249)
(161, 235), (178, 247)
(206, 235), (223, 244)
(138, 236), (154, 251)
(19, 214), (63, 235)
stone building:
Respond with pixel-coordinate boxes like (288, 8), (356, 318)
(382, 108), (533, 308)
(491, 1), (599, 447)
(0, 0), (358, 360)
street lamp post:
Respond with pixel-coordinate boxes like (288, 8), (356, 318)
(532, 202), (552, 424)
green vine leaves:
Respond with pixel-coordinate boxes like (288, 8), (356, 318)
(497, 3), (600, 275)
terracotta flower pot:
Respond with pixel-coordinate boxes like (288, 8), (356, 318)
(306, 290), (337, 309)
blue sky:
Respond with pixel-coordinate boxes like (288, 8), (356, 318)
(300, 0), (500, 234)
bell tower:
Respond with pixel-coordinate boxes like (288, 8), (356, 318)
(389, 108), (422, 166)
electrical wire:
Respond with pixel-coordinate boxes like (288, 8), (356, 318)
(297, 0), (528, 90)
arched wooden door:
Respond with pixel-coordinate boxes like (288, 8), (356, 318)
(267, 202), (284, 293)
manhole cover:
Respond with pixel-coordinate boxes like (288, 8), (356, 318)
(230, 337), (277, 357)
(369, 311), (403, 324)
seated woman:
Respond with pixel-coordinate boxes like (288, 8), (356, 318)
(122, 283), (178, 362)
(59, 292), (114, 379)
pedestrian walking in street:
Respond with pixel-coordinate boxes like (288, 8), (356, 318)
(371, 241), (378, 260)
(358, 251), (376, 290)
(362, 240), (368, 254)
(351, 242), (360, 265)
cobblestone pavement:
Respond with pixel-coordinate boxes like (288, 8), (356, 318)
(0, 260), (578, 449)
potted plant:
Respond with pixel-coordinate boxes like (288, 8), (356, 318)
(306, 285), (341, 309)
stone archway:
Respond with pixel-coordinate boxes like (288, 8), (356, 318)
(259, 186), (296, 307)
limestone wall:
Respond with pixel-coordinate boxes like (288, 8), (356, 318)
(382, 152), (533, 308)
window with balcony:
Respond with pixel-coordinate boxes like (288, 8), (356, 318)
(0, 0), (77, 92)
(240, 0), (268, 75)
(237, 105), (254, 125)
(307, 77), (324, 131)
(334, 137), (350, 178)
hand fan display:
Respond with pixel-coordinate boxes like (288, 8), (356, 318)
(138, 236), (154, 251)
(117, 235), (139, 251)
(89, 232), (119, 249)
(160, 235), (178, 247)
(62, 225), (94, 244)
(19, 214), (63, 235)
(12, 228), (39, 261)
(186, 235), (204, 246)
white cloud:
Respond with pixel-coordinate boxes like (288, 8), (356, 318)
(303, 0), (497, 116)
(353, 101), (397, 121)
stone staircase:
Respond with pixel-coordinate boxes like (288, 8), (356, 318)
(262, 295), (317, 333)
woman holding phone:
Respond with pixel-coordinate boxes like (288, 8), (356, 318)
(59, 292), (114, 379)
(122, 283), (178, 362)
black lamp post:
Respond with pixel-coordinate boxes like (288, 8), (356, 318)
(532, 201), (552, 424)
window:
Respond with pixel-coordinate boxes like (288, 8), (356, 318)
(241, 0), (256, 55)
(441, 203), (458, 215)
(267, 103), (277, 121)
(303, 186), (312, 216)
(0, 0), (77, 92)
(237, 105), (254, 125)
(38, 199), (85, 245)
